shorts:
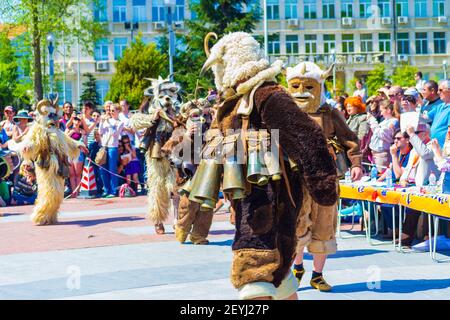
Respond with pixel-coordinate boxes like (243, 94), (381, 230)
(125, 160), (140, 176)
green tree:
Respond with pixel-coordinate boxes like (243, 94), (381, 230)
(79, 73), (100, 106)
(391, 63), (418, 88)
(105, 36), (167, 108)
(366, 64), (386, 96)
(0, 32), (18, 109)
(0, 0), (108, 102)
(159, 0), (260, 94)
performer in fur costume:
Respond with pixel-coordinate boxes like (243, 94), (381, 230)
(286, 62), (363, 291)
(11, 96), (88, 225)
(194, 32), (338, 300)
(130, 77), (180, 234)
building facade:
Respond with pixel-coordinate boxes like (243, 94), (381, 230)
(54, 0), (450, 105)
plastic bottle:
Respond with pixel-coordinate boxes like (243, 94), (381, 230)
(428, 172), (437, 193)
(385, 168), (393, 188)
(370, 166), (378, 183)
(345, 169), (352, 184)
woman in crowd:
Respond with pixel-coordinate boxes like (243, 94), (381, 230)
(65, 115), (87, 197)
(367, 100), (399, 172)
(59, 102), (74, 131)
(12, 110), (33, 143)
(11, 161), (37, 206)
(345, 96), (369, 142)
(121, 135), (141, 194)
(99, 103), (124, 198)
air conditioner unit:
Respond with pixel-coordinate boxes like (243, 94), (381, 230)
(398, 16), (408, 24)
(341, 17), (353, 26)
(174, 21), (184, 29)
(438, 16), (448, 24)
(96, 61), (109, 72)
(153, 22), (165, 30)
(397, 55), (408, 63)
(287, 19), (298, 27)
(381, 17), (391, 25)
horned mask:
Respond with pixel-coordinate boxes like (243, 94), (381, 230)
(286, 62), (334, 113)
(35, 94), (60, 130)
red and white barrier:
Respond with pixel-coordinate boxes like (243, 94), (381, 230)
(78, 161), (97, 199)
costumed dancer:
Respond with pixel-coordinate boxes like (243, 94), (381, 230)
(192, 32), (338, 300)
(10, 96), (88, 225)
(286, 62), (363, 291)
(130, 77), (180, 234)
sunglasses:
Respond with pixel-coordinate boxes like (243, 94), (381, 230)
(394, 137), (403, 140)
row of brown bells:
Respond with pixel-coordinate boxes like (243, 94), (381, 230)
(178, 130), (300, 211)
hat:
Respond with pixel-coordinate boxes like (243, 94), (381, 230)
(4, 106), (13, 112)
(366, 95), (377, 104)
(13, 110), (33, 122)
(377, 87), (389, 97)
(404, 88), (420, 99)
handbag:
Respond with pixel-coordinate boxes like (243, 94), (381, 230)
(95, 134), (112, 166)
(328, 137), (351, 178)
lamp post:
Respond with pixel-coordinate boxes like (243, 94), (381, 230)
(263, 0), (268, 58)
(443, 60), (448, 79)
(164, 0), (176, 81)
(47, 33), (55, 100)
(330, 49), (336, 95)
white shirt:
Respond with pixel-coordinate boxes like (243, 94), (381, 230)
(99, 118), (124, 148)
(119, 112), (135, 143)
(368, 116), (399, 153)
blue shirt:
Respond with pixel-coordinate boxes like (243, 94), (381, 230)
(0, 128), (8, 148)
(420, 98), (443, 120)
(392, 149), (411, 181)
(429, 102), (450, 147)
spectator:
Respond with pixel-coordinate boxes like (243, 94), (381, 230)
(89, 128), (104, 196)
(99, 103), (124, 198)
(65, 115), (87, 198)
(334, 96), (347, 118)
(353, 79), (367, 103)
(367, 100), (399, 171)
(345, 96), (368, 141)
(120, 135), (141, 194)
(415, 71), (427, 93)
(366, 95), (384, 123)
(388, 85), (403, 120)
(12, 110), (33, 143)
(59, 102), (74, 131)
(400, 94), (418, 113)
(431, 129), (450, 172)
(117, 140), (128, 187)
(426, 80), (450, 148)
(0, 106), (15, 140)
(11, 161), (37, 206)
(420, 80), (442, 117)
(378, 130), (412, 182)
(119, 99), (135, 145)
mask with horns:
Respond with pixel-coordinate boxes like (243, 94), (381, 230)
(35, 94), (60, 129)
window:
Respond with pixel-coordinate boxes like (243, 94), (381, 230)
(285, 0), (297, 19)
(190, 0), (199, 20)
(361, 34), (373, 52)
(133, 0), (147, 22)
(174, 0), (185, 21)
(379, 33), (391, 52)
(268, 35), (280, 54)
(433, 0), (445, 17)
(342, 34), (354, 53)
(305, 34), (317, 54)
(397, 33), (410, 54)
(322, 0), (335, 19)
(304, 0), (317, 19)
(94, 0), (108, 22)
(323, 34), (335, 54)
(114, 38), (128, 60)
(341, 0), (353, 18)
(96, 80), (110, 105)
(113, 0), (127, 22)
(378, 0), (390, 17)
(286, 35), (299, 54)
(415, 0), (427, 17)
(94, 38), (109, 61)
(396, 0), (408, 16)
(360, 0), (371, 18)
(267, 0), (279, 20)
(152, 0), (165, 21)
(434, 32), (446, 54)
(57, 81), (72, 105)
(415, 33), (428, 55)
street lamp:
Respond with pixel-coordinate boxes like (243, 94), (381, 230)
(164, 0), (176, 81)
(443, 60), (448, 79)
(330, 48), (336, 95)
(47, 33), (55, 99)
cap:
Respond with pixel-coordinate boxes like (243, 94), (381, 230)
(404, 88), (420, 99)
(4, 106), (13, 112)
(377, 88), (389, 97)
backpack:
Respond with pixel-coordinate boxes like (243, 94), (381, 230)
(119, 183), (136, 198)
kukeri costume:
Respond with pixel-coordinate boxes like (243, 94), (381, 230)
(192, 32), (338, 300)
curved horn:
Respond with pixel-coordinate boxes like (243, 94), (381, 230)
(36, 100), (50, 116)
(321, 64), (335, 80)
(299, 63), (307, 75)
(203, 32), (218, 58)
(52, 93), (59, 113)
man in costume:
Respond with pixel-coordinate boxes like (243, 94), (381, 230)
(130, 76), (181, 234)
(286, 62), (363, 291)
(194, 32), (338, 300)
(10, 96), (88, 225)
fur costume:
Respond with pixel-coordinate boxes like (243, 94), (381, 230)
(287, 62), (362, 255)
(11, 97), (82, 225)
(130, 76), (179, 231)
(200, 32), (338, 300)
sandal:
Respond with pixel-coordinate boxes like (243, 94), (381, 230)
(293, 268), (305, 284)
(310, 275), (332, 292)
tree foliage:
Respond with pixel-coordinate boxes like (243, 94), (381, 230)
(366, 64), (386, 96)
(0, 32), (18, 110)
(79, 72), (100, 106)
(159, 0), (260, 95)
(105, 36), (167, 109)
(391, 63), (418, 88)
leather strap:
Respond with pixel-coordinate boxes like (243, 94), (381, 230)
(279, 146), (296, 209)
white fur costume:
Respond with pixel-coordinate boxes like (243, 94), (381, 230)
(12, 98), (82, 225)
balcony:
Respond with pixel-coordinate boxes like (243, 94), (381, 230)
(268, 53), (391, 67)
